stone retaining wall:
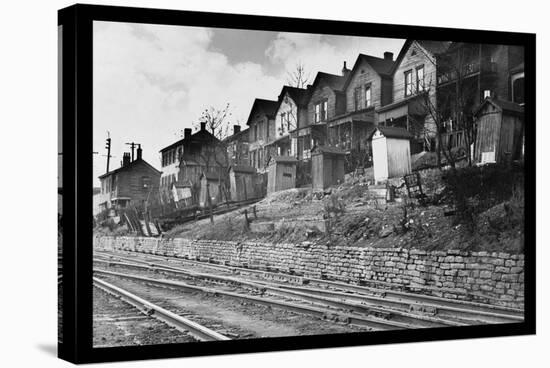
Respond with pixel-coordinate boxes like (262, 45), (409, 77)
(94, 236), (524, 308)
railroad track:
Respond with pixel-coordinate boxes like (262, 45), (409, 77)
(94, 250), (523, 326)
(93, 277), (230, 342)
(94, 268), (412, 331)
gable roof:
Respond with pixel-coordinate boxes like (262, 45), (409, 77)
(342, 54), (395, 90)
(278, 86), (310, 106)
(309, 72), (347, 93)
(474, 98), (524, 116)
(98, 158), (161, 180)
(390, 39), (452, 75)
(368, 126), (414, 140)
(159, 127), (219, 153)
(223, 127), (249, 143)
(246, 98), (278, 125)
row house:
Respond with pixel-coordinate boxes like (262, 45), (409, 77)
(305, 71), (348, 148)
(326, 53), (394, 161)
(246, 98), (278, 171)
(159, 122), (224, 203)
(435, 42), (524, 148)
(223, 124), (250, 167)
(273, 86), (310, 160)
(97, 146), (161, 212)
(376, 40), (450, 153)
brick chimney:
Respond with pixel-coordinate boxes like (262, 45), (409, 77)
(384, 52), (394, 61)
(233, 125), (241, 135)
(342, 61), (351, 77)
(184, 128), (192, 139)
(136, 144), (142, 160)
(200, 122), (206, 131)
(122, 152), (131, 167)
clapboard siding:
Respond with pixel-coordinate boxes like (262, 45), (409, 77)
(392, 41), (437, 102)
(345, 59), (383, 111)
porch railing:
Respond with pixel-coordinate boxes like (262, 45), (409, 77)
(440, 129), (467, 150)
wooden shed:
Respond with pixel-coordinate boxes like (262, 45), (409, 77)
(368, 126), (413, 183)
(473, 98), (524, 165)
(228, 165), (261, 202)
(267, 156), (298, 194)
(311, 146), (346, 190)
(198, 172), (225, 208)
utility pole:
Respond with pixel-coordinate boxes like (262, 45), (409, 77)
(125, 141), (139, 162)
(105, 132), (112, 173)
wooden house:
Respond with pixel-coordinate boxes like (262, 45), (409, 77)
(306, 72), (347, 147)
(97, 147), (161, 212)
(435, 42), (524, 151)
(327, 55), (394, 155)
(376, 40), (451, 153)
(246, 98), (279, 172)
(228, 165), (262, 202)
(473, 98), (524, 165)
(198, 172), (226, 208)
(267, 156), (298, 194)
(223, 125), (250, 167)
(369, 126), (413, 183)
(271, 86), (310, 160)
(159, 122), (223, 203)
(311, 146), (346, 190)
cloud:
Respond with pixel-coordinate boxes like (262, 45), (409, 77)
(93, 22), (282, 185)
(266, 32), (405, 80)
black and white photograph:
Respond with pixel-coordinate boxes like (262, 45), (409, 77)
(90, 19), (527, 348)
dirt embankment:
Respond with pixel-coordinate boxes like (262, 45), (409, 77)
(162, 164), (524, 255)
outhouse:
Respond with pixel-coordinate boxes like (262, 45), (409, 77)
(267, 156), (298, 194)
(311, 146), (346, 190)
(473, 98), (524, 165)
(228, 165), (259, 202)
(368, 126), (413, 183)
(198, 172), (225, 208)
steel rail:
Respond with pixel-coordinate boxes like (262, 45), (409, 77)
(93, 276), (231, 342)
(94, 250), (524, 321)
(93, 268), (413, 331)
(94, 258), (467, 327)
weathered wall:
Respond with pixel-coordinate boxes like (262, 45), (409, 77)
(94, 236), (524, 308)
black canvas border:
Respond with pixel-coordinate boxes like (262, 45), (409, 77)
(58, 3), (536, 364)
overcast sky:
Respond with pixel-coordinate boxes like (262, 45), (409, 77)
(93, 21), (405, 186)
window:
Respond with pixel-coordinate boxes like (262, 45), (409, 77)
(142, 176), (151, 190)
(322, 100), (328, 121)
(416, 66), (425, 92)
(405, 70), (413, 96)
(512, 73), (524, 105)
(266, 120), (270, 138)
(280, 112), (286, 133)
(314, 103), (320, 123)
(365, 85), (372, 107)
(254, 124), (258, 141)
(483, 90), (492, 99)
(355, 87), (362, 110)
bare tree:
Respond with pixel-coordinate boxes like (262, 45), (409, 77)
(286, 61), (311, 89)
(193, 103), (233, 140)
(416, 44), (481, 168)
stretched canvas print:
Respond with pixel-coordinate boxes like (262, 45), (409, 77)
(58, 4), (535, 364)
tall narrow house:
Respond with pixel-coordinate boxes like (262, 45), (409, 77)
(305, 71), (348, 147)
(376, 40), (451, 153)
(271, 86), (310, 160)
(328, 53), (394, 159)
(246, 98), (278, 172)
